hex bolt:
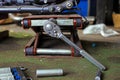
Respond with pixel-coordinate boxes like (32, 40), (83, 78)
(66, 1), (73, 9)
(56, 6), (62, 12)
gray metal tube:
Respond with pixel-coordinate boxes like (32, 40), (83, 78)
(0, 6), (49, 13)
(36, 48), (71, 55)
(31, 19), (74, 27)
(36, 69), (63, 77)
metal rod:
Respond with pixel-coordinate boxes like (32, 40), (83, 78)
(22, 18), (82, 29)
(0, 6), (48, 13)
(36, 48), (71, 55)
(31, 19), (74, 27)
(36, 69), (63, 77)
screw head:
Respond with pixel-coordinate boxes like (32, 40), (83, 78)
(66, 1), (73, 9)
(45, 24), (53, 31)
(56, 6), (62, 12)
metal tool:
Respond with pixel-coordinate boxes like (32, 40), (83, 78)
(43, 19), (106, 71)
(36, 48), (71, 55)
(95, 70), (102, 80)
(36, 69), (63, 77)
(25, 47), (72, 55)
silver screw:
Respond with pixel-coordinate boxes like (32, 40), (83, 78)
(66, 1), (73, 9)
(45, 24), (53, 31)
(56, 6), (62, 12)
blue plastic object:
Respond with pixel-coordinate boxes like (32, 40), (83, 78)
(92, 43), (97, 48)
(15, 74), (21, 80)
(76, 0), (88, 16)
(11, 68), (22, 80)
(62, 0), (88, 16)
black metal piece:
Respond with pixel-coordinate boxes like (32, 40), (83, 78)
(23, 19), (30, 29)
(25, 47), (33, 55)
(71, 29), (82, 56)
(0, 0), (80, 13)
(75, 19), (82, 27)
(0, 13), (8, 19)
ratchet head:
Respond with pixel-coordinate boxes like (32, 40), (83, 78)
(43, 18), (62, 38)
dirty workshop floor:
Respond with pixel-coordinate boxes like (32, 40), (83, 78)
(0, 24), (120, 80)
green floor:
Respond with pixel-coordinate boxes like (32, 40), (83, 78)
(0, 32), (120, 80)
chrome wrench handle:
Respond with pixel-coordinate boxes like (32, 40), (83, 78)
(43, 19), (106, 71)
